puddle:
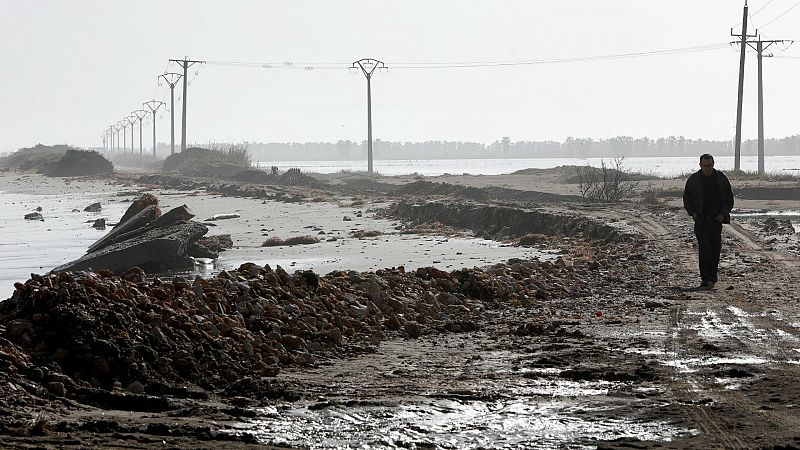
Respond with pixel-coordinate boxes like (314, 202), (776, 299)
(731, 209), (800, 233)
(661, 355), (769, 373)
(223, 398), (693, 449)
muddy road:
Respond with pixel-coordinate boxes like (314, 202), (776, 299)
(219, 204), (800, 448)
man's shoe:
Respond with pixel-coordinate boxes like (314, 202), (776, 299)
(707, 281), (716, 289)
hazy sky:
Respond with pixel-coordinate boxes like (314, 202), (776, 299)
(1, 0), (799, 152)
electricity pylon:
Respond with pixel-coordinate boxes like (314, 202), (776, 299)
(351, 58), (387, 175)
(144, 100), (166, 157)
(158, 72), (183, 155)
(132, 109), (148, 156)
(168, 57), (205, 152)
(731, 1), (757, 171)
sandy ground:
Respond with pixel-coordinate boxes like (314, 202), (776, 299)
(1, 167), (800, 448)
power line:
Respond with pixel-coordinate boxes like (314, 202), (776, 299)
(733, 0), (775, 28)
(202, 43), (729, 72)
(390, 43), (730, 69)
(752, 0), (777, 16)
(760, 0), (800, 28)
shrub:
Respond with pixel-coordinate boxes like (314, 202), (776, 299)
(163, 142), (252, 173)
(639, 186), (664, 205)
(576, 158), (638, 203)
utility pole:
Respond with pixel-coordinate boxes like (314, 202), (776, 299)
(126, 116), (137, 154)
(144, 100), (166, 158)
(351, 58), (387, 175)
(132, 110), (148, 156)
(158, 73), (183, 155)
(115, 123), (122, 153)
(743, 37), (792, 174)
(109, 125), (115, 154)
(120, 120), (128, 153)
(168, 57), (205, 152)
(731, 1), (757, 172)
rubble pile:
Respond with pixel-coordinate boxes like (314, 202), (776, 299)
(0, 238), (655, 398)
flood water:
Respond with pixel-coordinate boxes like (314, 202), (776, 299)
(0, 189), (551, 300)
(257, 155), (800, 178)
(0, 190), (128, 299)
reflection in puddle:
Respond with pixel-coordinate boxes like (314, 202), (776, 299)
(662, 355), (769, 373)
(224, 398), (693, 449)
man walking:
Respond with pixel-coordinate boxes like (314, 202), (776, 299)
(683, 154), (734, 289)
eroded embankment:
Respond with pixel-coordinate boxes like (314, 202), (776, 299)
(390, 200), (629, 242)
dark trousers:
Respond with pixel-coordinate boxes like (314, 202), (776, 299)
(694, 219), (722, 283)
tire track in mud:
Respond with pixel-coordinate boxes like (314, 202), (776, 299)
(624, 213), (744, 448)
(625, 209), (800, 448)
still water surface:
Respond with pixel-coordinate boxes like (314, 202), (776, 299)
(257, 155), (800, 177)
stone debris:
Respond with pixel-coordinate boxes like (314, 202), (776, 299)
(83, 202), (102, 213)
(1, 233), (657, 402)
(24, 212), (43, 221)
(91, 218), (106, 230)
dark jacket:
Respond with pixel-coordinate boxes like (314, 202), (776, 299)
(683, 169), (734, 224)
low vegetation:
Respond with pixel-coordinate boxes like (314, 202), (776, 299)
(163, 142), (252, 174)
(575, 158), (639, 203)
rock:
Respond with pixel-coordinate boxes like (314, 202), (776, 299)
(121, 267), (146, 283)
(343, 216), (352, 221)
(24, 212), (43, 221)
(84, 202), (102, 212)
(281, 335), (306, 351)
(47, 381), (66, 397)
(404, 321), (422, 339)
(92, 218), (106, 229)
(127, 381), (145, 394)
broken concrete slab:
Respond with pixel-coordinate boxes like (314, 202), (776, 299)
(87, 204), (160, 253)
(53, 222), (209, 274)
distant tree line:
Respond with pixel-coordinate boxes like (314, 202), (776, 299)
(170, 135), (800, 161)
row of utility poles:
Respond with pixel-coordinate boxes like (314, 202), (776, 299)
(731, 1), (792, 174)
(102, 56), (387, 174)
(103, 57), (203, 158)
